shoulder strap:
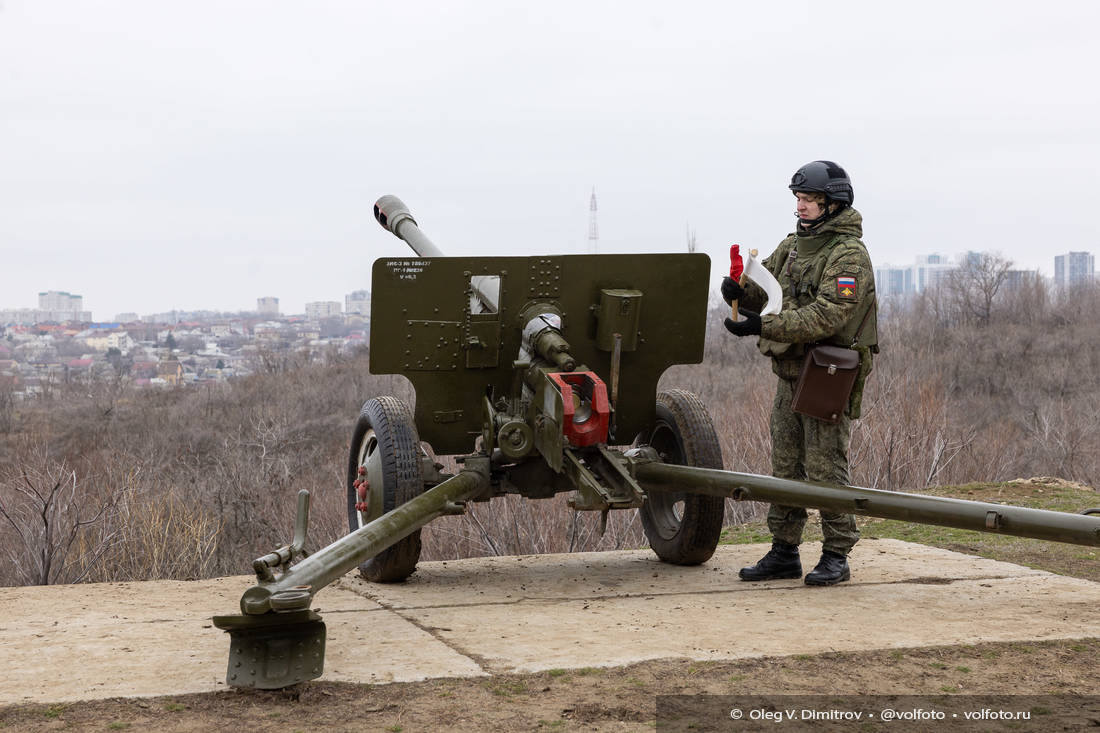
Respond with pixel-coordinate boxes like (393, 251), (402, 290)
(849, 304), (874, 348)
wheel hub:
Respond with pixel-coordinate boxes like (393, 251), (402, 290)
(355, 432), (387, 526)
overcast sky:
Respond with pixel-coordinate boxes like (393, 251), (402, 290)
(2, 1), (1098, 320)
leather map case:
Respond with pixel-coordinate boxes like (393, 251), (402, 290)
(790, 344), (860, 424)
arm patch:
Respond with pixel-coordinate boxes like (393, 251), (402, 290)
(836, 276), (857, 300)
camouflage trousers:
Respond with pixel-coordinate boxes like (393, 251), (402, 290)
(767, 377), (860, 555)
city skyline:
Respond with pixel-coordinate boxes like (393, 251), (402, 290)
(4, 245), (1095, 324)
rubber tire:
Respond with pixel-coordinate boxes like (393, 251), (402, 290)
(346, 396), (423, 582)
(639, 389), (725, 565)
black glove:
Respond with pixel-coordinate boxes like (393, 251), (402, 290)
(723, 308), (762, 337)
(720, 276), (744, 305)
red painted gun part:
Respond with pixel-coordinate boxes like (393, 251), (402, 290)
(547, 371), (611, 448)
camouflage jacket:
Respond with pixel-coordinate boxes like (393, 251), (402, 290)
(740, 207), (879, 416)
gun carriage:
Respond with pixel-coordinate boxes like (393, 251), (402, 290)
(214, 196), (1100, 689)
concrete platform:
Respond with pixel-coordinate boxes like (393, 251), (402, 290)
(2, 539), (1099, 704)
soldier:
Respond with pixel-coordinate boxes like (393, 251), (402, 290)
(721, 160), (878, 585)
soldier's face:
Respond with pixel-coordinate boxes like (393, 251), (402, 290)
(794, 192), (825, 221)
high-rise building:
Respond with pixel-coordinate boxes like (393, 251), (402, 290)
(39, 290), (82, 311)
(1054, 251), (1095, 287)
(34, 290), (91, 321)
(914, 254), (958, 292)
(257, 296), (279, 315)
(345, 290), (371, 317)
(1003, 269), (1041, 292)
(874, 254), (957, 296)
(305, 301), (342, 320)
(959, 250), (983, 267)
(875, 266), (911, 296)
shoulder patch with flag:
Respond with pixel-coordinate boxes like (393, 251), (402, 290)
(836, 276), (857, 300)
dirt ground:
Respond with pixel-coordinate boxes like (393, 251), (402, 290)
(2, 639), (1098, 732)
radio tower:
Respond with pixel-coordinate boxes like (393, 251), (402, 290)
(588, 187), (599, 254)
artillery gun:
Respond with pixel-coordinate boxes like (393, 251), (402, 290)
(214, 195), (1100, 690)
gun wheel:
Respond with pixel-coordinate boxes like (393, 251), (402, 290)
(346, 396), (424, 582)
(639, 389), (725, 565)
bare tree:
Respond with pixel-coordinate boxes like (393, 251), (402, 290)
(944, 252), (1013, 325)
(0, 451), (120, 585)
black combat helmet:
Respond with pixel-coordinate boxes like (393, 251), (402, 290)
(789, 160), (854, 206)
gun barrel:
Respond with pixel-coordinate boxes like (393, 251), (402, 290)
(633, 461), (1100, 547)
(374, 194), (444, 257)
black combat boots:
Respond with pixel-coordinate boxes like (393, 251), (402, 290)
(804, 550), (850, 586)
(738, 541), (802, 581)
